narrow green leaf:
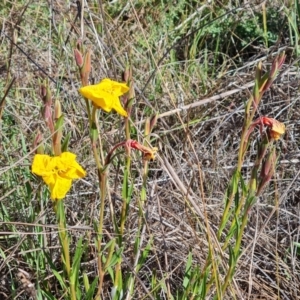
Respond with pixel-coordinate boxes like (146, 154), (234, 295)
(104, 247), (123, 270)
(122, 168), (129, 199)
(61, 132), (71, 152)
(239, 175), (248, 196)
(228, 245), (235, 268)
(43, 251), (67, 290)
(83, 272), (90, 292)
(54, 115), (64, 131)
(183, 252), (193, 288)
(85, 276), (98, 300)
(103, 238), (116, 271)
(127, 181), (134, 204)
(40, 290), (56, 300)
(199, 267), (209, 299)
(70, 237), (85, 287)
(136, 239), (152, 272)
(296, 0), (300, 21)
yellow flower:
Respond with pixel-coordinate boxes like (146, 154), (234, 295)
(32, 152), (86, 200)
(143, 149), (158, 161)
(252, 117), (285, 140)
(79, 78), (129, 117)
(127, 140), (158, 161)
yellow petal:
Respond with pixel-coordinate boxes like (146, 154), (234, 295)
(144, 147), (158, 161)
(43, 173), (57, 186)
(100, 78), (129, 95)
(270, 132), (281, 140)
(271, 120), (285, 135)
(60, 151), (76, 163)
(32, 154), (52, 176)
(50, 177), (72, 200)
(270, 120), (285, 140)
(92, 94), (116, 112)
(60, 152), (86, 179)
(109, 79), (129, 96)
(79, 85), (112, 106)
(112, 98), (128, 117)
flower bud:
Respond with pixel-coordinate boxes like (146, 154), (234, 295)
(150, 114), (158, 132)
(123, 65), (132, 83)
(81, 49), (92, 86)
(257, 148), (277, 195)
(40, 82), (52, 106)
(53, 115), (64, 156)
(74, 48), (83, 68)
(42, 104), (52, 123)
(260, 148), (276, 179)
(40, 84), (47, 98)
(33, 131), (44, 154)
(144, 118), (150, 136)
(54, 99), (62, 121)
(262, 52), (286, 92)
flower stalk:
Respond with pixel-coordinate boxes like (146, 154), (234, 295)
(55, 200), (76, 300)
(32, 80), (86, 299)
(206, 54), (286, 299)
(217, 53), (286, 240)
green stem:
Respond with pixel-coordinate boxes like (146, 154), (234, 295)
(221, 209), (250, 295)
(56, 201), (76, 300)
(218, 90), (263, 240)
(114, 116), (131, 293)
(88, 107), (106, 300)
(97, 171), (107, 297)
(84, 98), (92, 128)
(79, 69), (105, 300)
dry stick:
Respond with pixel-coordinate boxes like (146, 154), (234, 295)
(158, 82), (254, 119)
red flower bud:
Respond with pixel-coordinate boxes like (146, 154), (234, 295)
(74, 48), (84, 68)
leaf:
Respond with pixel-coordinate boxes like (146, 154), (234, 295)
(54, 115), (64, 131)
(85, 276), (98, 300)
(83, 273), (90, 293)
(122, 168), (129, 200)
(61, 132), (71, 152)
(183, 252), (193, 289)
(70, 237), (85, 288)
(136, 239), (152, 273)
(104, 246), (123, 270)
(43, 251), (67, 290)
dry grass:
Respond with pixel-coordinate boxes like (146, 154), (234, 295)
(1, 0), (300, 299)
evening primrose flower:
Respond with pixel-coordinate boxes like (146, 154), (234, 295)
(32, 152), (86, 200)
(79, 78), (129, 117)
(126, 139), (158, 161)
(252, 117), (285, 140)
(105, 139), (158, 165)
(246, 116), (285, 142)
